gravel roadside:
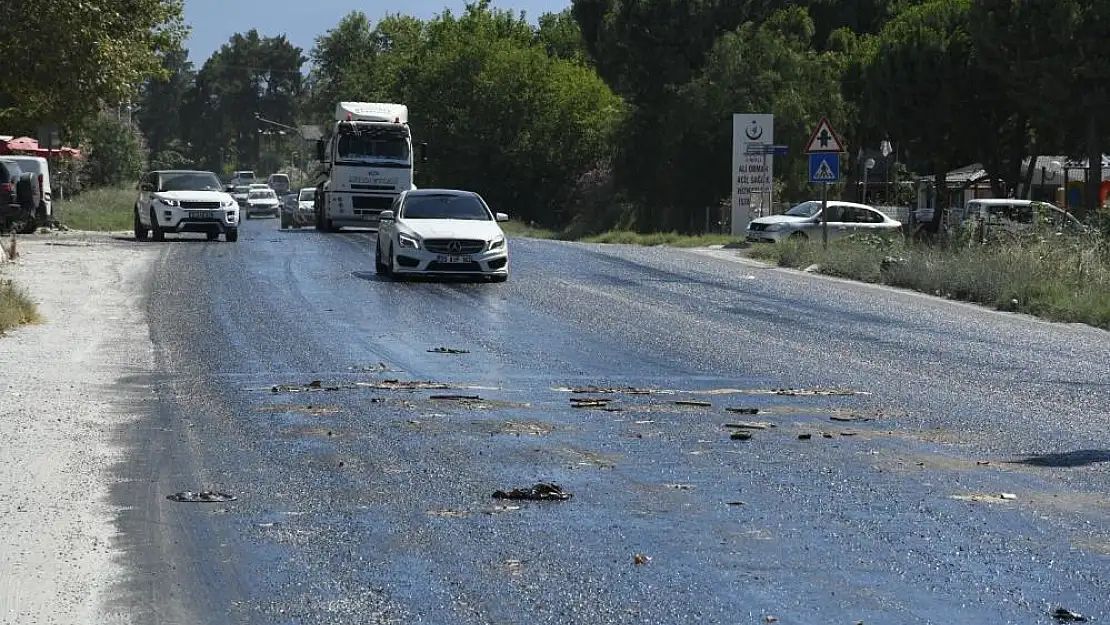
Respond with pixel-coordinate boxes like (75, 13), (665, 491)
(0, 232), (156, 624)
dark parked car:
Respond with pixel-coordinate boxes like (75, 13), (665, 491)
(0, 159), (42, 234)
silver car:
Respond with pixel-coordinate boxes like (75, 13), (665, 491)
(281, 188), (316, 229)
(746, 201), (902, 243)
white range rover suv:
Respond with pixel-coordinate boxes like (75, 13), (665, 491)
(135, 170), (240, 242)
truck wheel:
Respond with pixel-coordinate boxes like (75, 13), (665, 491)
(150, 208), (165, 241)
(134, 208), (148, 241)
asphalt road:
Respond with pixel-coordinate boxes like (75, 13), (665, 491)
(111, 216), (1110, 625)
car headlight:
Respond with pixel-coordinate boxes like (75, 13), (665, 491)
(221, 199), (236, 208)
(158, 197), (180, 207)
(488, 235), (505, 251)
(766, 223), (784, 231)
(398, 233), (420, 249)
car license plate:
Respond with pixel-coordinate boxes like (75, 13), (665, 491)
(436, 255), (472, 263)
(188, 210), (214, 219)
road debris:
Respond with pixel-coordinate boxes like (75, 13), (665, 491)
(823, 433), (834, 439)
(429, 394), (482, 401)
(271, 380), (347, 393)
(1052, 608), (1087, 622)
(830, 414), (874, 422)
(798, 434), (813, 440)
(350, 362), (391, 372)
(764, 616), (778, 623)
(633, 553), (651, 566)
(675, 400), (712, 407)
(559, 385), (656, 395)
(772, 387), (860, 397)
(665, 483), (695, 490)
(726, 407), (760, 415)
(166, 491), (237, 503)
(730, 431), (753, 441)
(726, 501), (745, 506)
(492, 482), (573, 501)
(428, 346), (470, 354)
(952, 493), (1018, 503)
(724, 421), (774, 430)
(571, 397), (615, 409)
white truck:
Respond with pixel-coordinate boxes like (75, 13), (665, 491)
(313, 102), (426, 231)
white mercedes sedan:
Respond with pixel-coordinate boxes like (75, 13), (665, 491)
(375, 189), (510, 282)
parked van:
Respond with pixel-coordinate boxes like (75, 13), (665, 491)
(952, 198), (1085, 242)
(1, 155), (51, 223)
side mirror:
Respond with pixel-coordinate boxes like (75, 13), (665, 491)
(379, 210), (394, 221)
(316, 139), (326, 162)
(495, 212), (509, 222)
(418, 142), (428, 163)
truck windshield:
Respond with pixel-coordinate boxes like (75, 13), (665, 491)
(336, 131), (410, 164)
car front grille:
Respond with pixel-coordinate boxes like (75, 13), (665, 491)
(182, 201), (222, 209)
(426, 261), (483, 272)
(748, 223), (767, 231)
(423, 239), (486, 254)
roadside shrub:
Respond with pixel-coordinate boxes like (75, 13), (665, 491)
(753, 226), (1110, 329)
(0, 279), (39, 334)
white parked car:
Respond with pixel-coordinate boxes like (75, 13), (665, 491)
(375, 189), (510, 282)
(134, 170), (239, 242)
(746, 200), (902, 243)
(245, 188), (280, 219)
(2, 155), (52, 224)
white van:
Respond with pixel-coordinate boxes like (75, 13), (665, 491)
(1, 155), (51, 221)
(267, 173), (290, 195)
(953, 198), (1085, 242)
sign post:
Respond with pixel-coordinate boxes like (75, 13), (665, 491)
(732, 114), (774, 236)
(804, 118), (845, 249)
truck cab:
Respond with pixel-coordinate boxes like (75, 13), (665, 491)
(313, 102), (427, 232)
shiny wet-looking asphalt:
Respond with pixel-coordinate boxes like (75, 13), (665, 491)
(111, 217), (1110, 624)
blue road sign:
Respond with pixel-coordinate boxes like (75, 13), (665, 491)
(772, 144), (788, 156)
(808, 152), (840, 183)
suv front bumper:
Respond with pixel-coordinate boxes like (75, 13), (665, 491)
(155, 206), (239, 233)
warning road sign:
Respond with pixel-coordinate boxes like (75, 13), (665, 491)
(804, 118), (844, 153)
(808, 152), (840, 183)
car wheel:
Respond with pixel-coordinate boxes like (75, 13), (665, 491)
(225, 229), (239, 242)
(788, 231), (807, 241)
(133, 208), (148, 241)
(374, 242), (387, 275)
(206, 231), (219, 241)
(386, 244), (397, 278)
(150, 208), (165, 241)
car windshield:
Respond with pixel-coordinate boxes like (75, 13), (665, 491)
(249, 190), (275, 200)
(299, 189), (315, 201)
(785, 201), (822, 218)
(402, 194), (491, 220)
(159, 172), (224, 192)
(336, 129), (410, 163)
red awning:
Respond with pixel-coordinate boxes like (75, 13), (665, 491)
(1, 136), (83, 158)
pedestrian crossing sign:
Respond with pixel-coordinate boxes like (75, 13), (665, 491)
(808, 153), (840, 183)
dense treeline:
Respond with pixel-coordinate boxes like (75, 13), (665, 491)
(84, 0), (1110, 232)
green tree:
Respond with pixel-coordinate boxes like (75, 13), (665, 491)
(84, 115), (144, 187)
(136, 44), (195, 156)
(861, 0), (981, 231)
(324, 3), (625, 227)
(0, 0), (186, 135)
(182, 31), (306, 172)
(643, 8), (847, 231)
(536, 9), (591, 64)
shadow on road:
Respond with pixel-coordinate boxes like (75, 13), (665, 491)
(1014, 450), (1110, 468)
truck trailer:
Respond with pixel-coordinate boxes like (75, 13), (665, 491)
(313, 102), (427, 231)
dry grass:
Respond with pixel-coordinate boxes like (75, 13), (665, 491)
(750, 229), (1110, 329)
(0, 279), (40, 334)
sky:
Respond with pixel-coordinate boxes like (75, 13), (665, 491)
(182, 0), (571, 67)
